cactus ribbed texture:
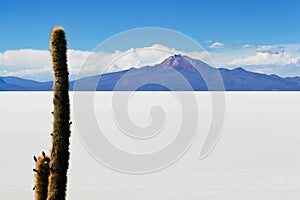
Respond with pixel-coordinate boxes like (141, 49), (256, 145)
(47, 26), (71, 200)
(34, 154), (50, 200)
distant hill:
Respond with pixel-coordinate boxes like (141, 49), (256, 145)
(1, 55), (300, 91)
(0, 76), (52, 91)
(219, 67), (300, 91)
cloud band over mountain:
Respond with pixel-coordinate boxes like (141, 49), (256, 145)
(0, 43), (300, 81)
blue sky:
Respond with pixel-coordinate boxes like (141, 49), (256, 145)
(1, 0), (300, 51)
(1, 0), (300, 80)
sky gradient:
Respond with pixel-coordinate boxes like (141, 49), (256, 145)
(1, 0), (300, 80)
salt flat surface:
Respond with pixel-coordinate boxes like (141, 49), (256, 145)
(0, 92), (299, 199)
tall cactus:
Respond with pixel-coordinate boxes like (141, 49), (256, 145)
(33, 152), (50, 200)
(47, 26), (71, 200)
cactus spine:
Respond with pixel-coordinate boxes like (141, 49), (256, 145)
(33, 153), (50, 200)
(47, 26), (71, 200)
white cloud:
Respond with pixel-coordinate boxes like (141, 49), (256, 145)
(228, 45), (300, 77)
(241, 44), (254, 49)
(253, 67), (273, 74)
(209, 42), (225, 49)
(0, 68), (51, 80)
(256, 45), (285, 55)
(0, 49), (51, 68)
(231, 51), (300, 66)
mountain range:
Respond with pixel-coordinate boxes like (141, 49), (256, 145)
(1, 55), (300, 91)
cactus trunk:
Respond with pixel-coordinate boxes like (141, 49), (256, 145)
(34, 154), (50, 200)
(47, 26), (71, 200)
